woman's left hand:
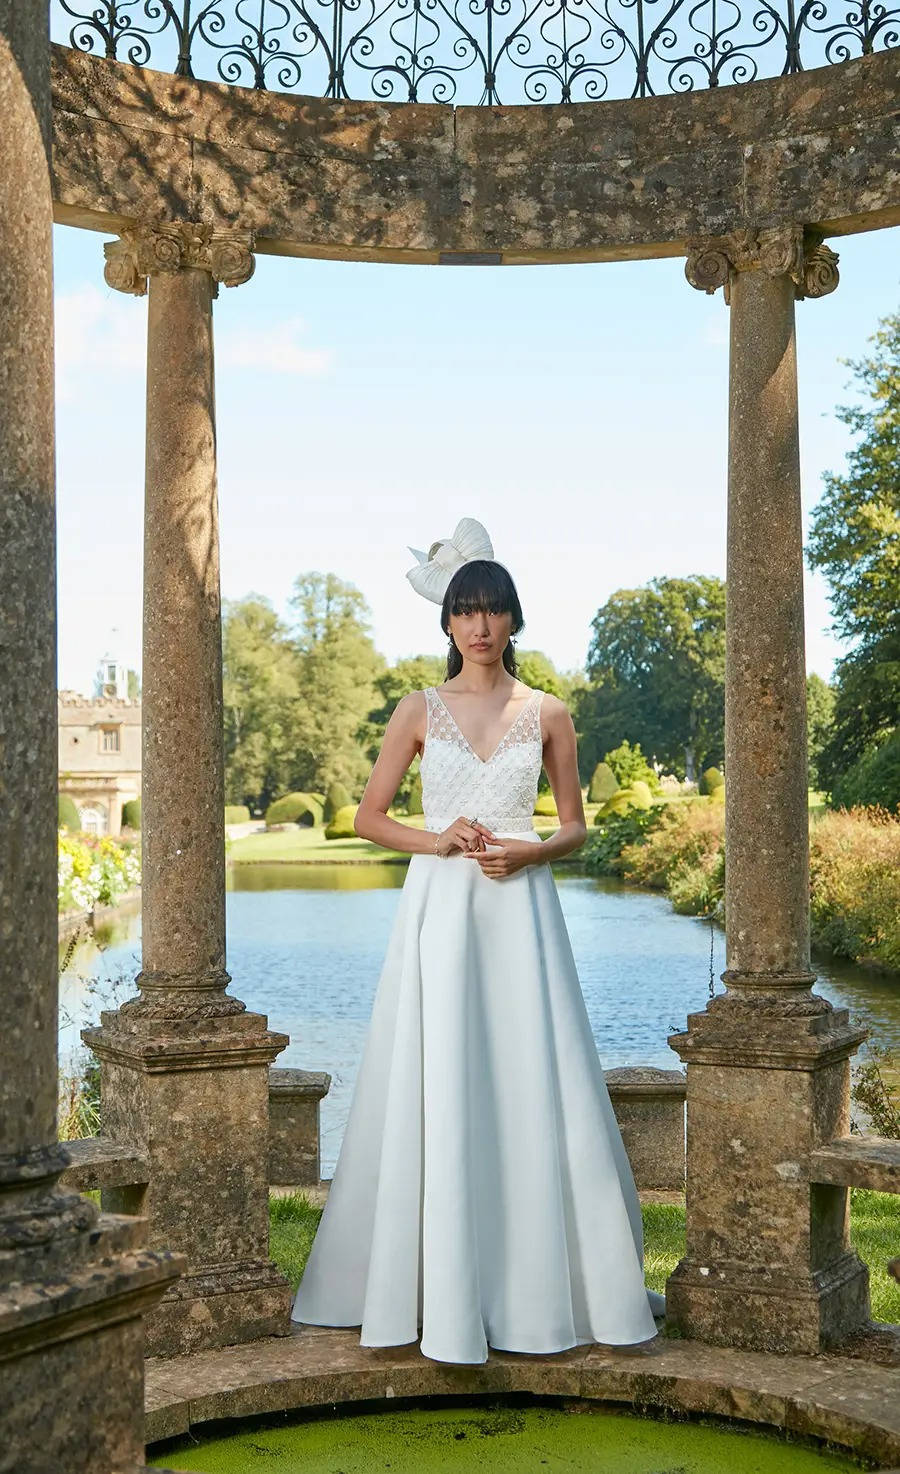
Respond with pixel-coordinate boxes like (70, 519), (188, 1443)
(462, 835), (541, 878)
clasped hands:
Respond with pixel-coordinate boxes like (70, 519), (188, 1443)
(435, 816), (540, 878)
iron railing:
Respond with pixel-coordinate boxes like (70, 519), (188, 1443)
(53, 0), (899, 104)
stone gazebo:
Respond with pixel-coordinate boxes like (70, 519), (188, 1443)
(1, 1), (899, 1468)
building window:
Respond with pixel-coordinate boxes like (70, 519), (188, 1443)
(101, 727), (121, 753)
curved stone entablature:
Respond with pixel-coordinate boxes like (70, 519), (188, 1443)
(51, 43), (898, 264)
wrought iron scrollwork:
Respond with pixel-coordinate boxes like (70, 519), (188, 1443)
(52, 0), (900, 102)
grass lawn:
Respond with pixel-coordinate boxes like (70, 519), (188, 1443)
(228, 814), (560, 864)
(270, 1188), (900, 1326)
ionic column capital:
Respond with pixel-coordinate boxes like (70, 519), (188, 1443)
(103, 221), (256, 298)
(685, 225), (839, 304)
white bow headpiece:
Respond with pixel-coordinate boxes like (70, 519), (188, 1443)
(406, 517), (494, 604)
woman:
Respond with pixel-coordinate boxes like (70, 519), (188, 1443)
(291, 517), (662, 1363)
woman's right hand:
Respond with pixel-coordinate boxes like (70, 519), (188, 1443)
(436, 816), (493, 857)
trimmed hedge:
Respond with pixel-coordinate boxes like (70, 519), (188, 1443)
(324, 804), (358, 840)
(265, 792), (323, 827)
(588, 761), (619, 804)
(699, 766), (725, 796)
(596, 783), (652, 819)
(121, 797), (142, 831)
(58, 793), (81, 831)
(406, 771), (423, 816)
(323, 781), (352, 823)
(225, 804), (251, 824)
(533, 792), (558, 817)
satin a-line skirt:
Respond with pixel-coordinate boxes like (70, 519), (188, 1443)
(290, 829), (661, 1364)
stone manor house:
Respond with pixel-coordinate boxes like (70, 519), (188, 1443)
(58, 651), (141, 835)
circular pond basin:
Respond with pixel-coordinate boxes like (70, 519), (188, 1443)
(148, 1402), (865, 1472)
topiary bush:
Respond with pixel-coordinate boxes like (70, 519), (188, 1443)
(323, 781), (352, 823)
(604, 740), (660, 792)
(224, 804), (251, 825)
(699, 766), (725, 796)
(597, 787), (647, 818)
(533, 792), (558, 817)
(588, 761), (619, 804)
(121, 797), (141, 831)
(58, 793), (81, 832)
(265, 792), (323, 828)
(629, 780), (653, 810)
(324, 804), (358, 840)
(406, 771), (423, 816)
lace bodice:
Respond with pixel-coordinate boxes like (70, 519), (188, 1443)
(420, 685), (546, 836)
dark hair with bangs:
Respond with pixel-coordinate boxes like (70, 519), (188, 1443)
(440, 559), (524, 680)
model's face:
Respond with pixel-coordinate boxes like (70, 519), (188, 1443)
(448, 606), (514, 660)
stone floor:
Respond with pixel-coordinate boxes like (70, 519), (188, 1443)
(146, 1322), (900, 1467)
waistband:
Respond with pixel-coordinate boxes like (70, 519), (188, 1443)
(424, 814), (537, 836)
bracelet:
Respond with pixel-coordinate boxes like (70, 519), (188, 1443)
(433, 832), (445, 859)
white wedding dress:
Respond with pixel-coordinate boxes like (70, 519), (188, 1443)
(291, 684), (661, 1363)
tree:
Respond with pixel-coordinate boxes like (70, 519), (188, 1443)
(583, 576), (726, 782)
(806, 310), (900, 796)
(127, 668), (141, 700)
(222, 596), (300, 810)
(806, 674), (836, 792)
(288, 573), (387, 795)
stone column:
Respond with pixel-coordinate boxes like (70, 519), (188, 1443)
(0, 14), (181, 1471)
(667, 227), (869, 1354)
(85, 223), (292, 1358)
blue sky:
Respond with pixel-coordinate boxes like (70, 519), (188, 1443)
(53, 220), (898, 696)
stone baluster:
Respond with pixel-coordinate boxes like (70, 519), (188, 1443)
(667, 226), (869, 1353)
(85, 223), (292, 1358)
(0, 13), (181, 1469)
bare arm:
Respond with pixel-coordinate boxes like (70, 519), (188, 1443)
(533, 694), (588, 863)
(353, 692), (486, 857)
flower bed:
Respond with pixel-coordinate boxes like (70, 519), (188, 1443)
(58, 832), (140, 915)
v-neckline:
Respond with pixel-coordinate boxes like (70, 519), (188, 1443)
(431, 685), (539, 766)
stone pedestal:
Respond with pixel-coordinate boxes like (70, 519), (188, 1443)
(673, 228), (869, 1354)
(86, 223), (291, 1358)
(0, 22), (181, 1472)
(269, 1068), (332, 1187)
(604, 1067), (686, 1191)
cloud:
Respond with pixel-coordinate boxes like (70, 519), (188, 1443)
(54, 285), (145, 401)
(217, 317), (334, 377)
(53, 285), (333, 402)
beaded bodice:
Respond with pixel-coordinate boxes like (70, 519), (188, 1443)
(420, 685), (546, 836)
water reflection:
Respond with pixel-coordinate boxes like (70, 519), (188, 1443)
(60, 864), (900, 1176)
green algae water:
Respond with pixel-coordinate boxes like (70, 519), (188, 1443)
(149, 1403), (862, 1472)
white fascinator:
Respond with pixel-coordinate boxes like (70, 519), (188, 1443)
(406, 517), (494, 605)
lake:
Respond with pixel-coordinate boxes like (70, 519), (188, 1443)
(59, 863), (900, 1175)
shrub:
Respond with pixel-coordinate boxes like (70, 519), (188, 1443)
(583, 807), (666, 875)
(832, 730), (900, 812)
(323, 781), (352, 822)
(699, 766), (725, 796)
(604, 740), (660, 792)
(324, 804), (358, 840)
(58, 793), (81, 831)
(265, 792), (323, 827)
(808, 805), (900, 970)
(224, 804), (250, 825)
(533, 792), (558, 817)
(121, 797), (141, 830)
(58, 833), (141, 914)
(406, 771), (423, 816)
(618, 800), (725, 891)
(629, 780), (653, 810)
(588, 762), (619, 804)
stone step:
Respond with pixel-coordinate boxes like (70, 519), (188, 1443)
(59, 1136), (150, 1192)
(808, 1136), (900, 1193)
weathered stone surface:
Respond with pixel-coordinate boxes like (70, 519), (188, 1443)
(58, 1135), (149, 1192)
(143, 1325), (900, 1465)
(666, 263), (870, 1355)
(49, 45), (900, 261)
(809, 1135), (900, 1194)
(604, 1068), (685, 1192)
(269, 1068), (332, 1187)
(81, 252), (291, 1360)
